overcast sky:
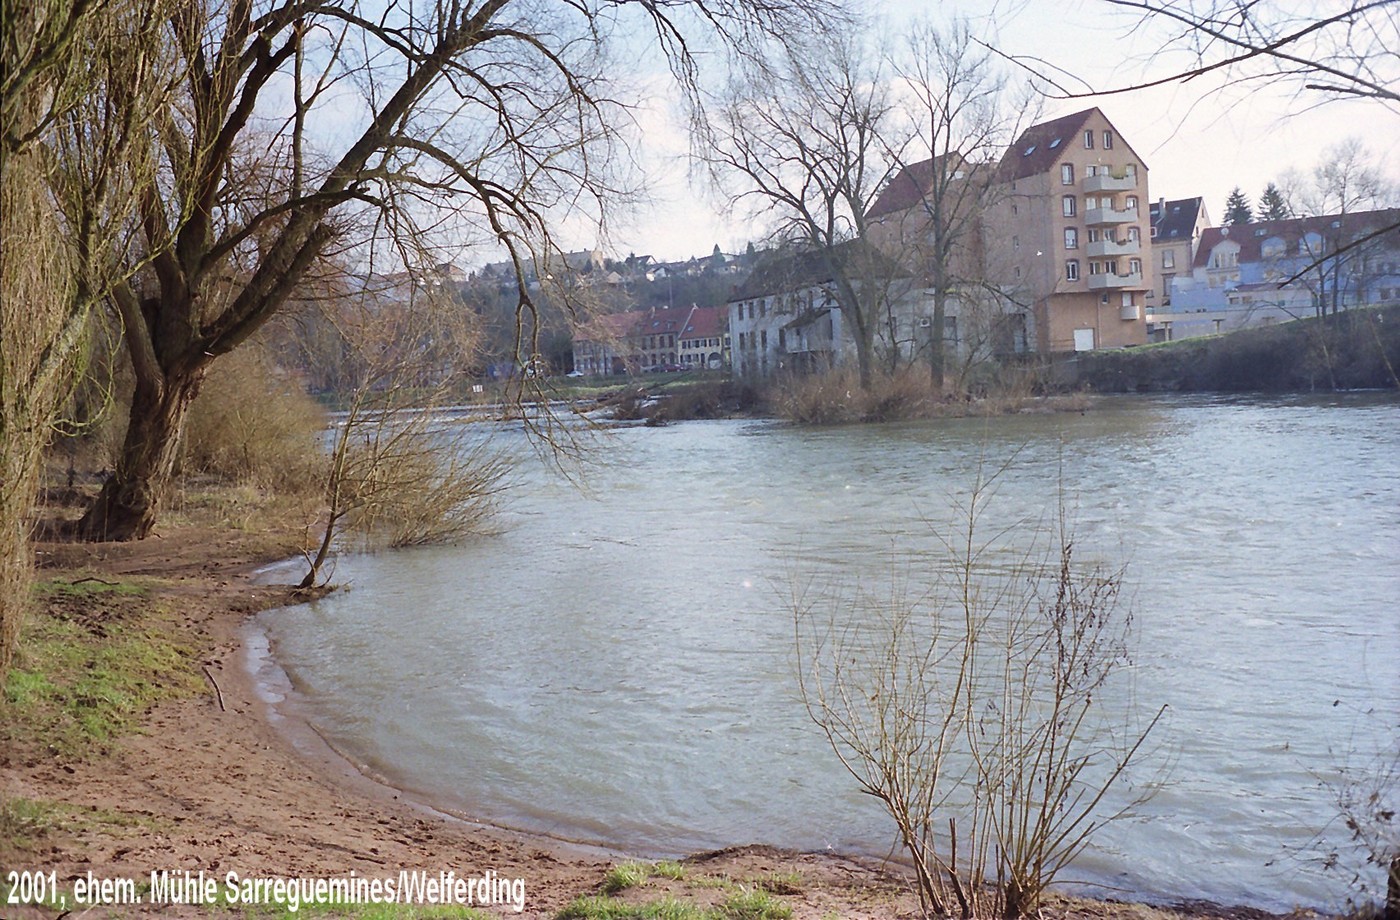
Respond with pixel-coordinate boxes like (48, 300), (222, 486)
(590, 0), (1396, 264)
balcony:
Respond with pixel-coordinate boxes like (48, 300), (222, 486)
(1086, 238), (1140, 258)
(1085, 205), (1138, 226)
(1120, 302), (1141, 320)
(1088, 271), (1144, 290)
(1084, 173), (1137, 193)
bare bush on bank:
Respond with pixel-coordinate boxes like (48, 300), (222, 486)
(298, 285), (510, 590)
(793, 472), (1163, 918)
(771, 367), (1091, 425)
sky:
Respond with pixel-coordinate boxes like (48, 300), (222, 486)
(587, 0), (1398, 264)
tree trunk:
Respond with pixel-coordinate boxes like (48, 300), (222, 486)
(76, 367), (205, 541)
(930, 293), (947, 396)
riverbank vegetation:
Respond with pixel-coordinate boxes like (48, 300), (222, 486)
(793, 471), (1164, 918)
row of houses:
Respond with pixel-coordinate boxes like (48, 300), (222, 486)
(570, 106), (1399, 377)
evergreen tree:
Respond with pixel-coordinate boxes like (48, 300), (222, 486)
(1258, 183), (1290, 221)
(1223, 187), (1253, 225)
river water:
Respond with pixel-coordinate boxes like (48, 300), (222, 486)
(255, 393), (1400, 911)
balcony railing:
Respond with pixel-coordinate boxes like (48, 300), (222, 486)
(1086, 238), (1140, 258)
(1087, 271), (1144, 290)
(1084, 173), (1137, 193)
(1085, 206), (1138, 226)
(1120, 302), (1141, 320)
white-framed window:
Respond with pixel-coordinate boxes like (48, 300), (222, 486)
(1126, 195), (1139, 211)
(1089, 260), (1102, 275)
(1086, 164), (1098, 177)
(1103, 130), (1114, 149)
(1061, 163), (1074, 185)
(1084, 130), (1094, 148)
(1088, 228), (1101, 242)
(1085, 195), (1098, 210)
(1062, 195), (1077, 217)
(1064, 227), (1078, 249)
(1163, 250), (1175, 269)
(1065, 259), (1080, 281)
(1125, 163), (1137, 180)
(1127, 226), (1140, 242)
(1129, 258), (1142, 275)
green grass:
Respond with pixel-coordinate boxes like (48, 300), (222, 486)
(603, 863), (653, 894)
(2, 578), (203, 759)
(556, 886), (791, 920)
(0, 796), (64, 849)
(558, 896), (709, 920)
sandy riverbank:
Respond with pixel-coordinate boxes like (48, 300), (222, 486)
(0, 492), (1323, 920)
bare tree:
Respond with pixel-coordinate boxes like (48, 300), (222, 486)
(878, 18), (1036, 392)
(706, 35), (900, 391)
(44, 0), (835, 542)
(794, 471), (1163, 919)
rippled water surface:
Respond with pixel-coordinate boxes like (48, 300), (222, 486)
(257, 393), (1400, 910)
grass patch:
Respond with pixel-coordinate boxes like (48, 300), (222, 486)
(603, 863), (653, 894)
(558, 896), (708, 920)
(2, 586), (203, 759)
(749, 873), (803, 896)
(0, 796), (64, 850)
(556, 886), (791, 920)
(717, 889), (792, 920)
(649, 861), (686, 881)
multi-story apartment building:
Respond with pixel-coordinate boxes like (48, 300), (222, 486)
(860, 107), (1151, 358)
(988, 108), (1152, 352)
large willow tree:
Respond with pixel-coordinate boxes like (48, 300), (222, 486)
(49, 0), (835, 541)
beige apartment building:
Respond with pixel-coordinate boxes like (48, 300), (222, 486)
(867, 108), (1151, 356)
(989, 108), (1152, 352)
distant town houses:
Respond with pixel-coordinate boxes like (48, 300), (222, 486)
(544, 106), (1396, 376)
(571, 304), (729, 376)
(1148, 207), (1400, 340)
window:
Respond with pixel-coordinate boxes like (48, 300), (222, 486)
(1163, 250), (1175, 270)
(1011, 203), (1018, 216)
(1126, 195), (1138, 212)
(1126, 226), (1140, 242)
(1062, 195), (1077, 217)
(1088, 228), (1101, 243)
(1084, 195), (1098, 210)
(760, 329), (767, 349)
(1064, 227), (1078, 249)
(1089, 261), (1102, 275)
(1129, 258), (1142, 275)
(1125, 163), (1137, 180)
(1065, 259), (1080, 281)
(1086, 164), (1098, 177)
(1061, 163), (1074, 185)
(1084, 130), (1094, 148)
(1150, 225), (1159, 238)
(737, 332), (745, 349)
(1013, 235), (1020, 250)
(1103, 130), (1113, 149)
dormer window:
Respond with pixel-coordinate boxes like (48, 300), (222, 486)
(1023, 145), (1036, 156)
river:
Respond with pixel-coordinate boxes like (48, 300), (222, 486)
(253, 393), (1400, 911)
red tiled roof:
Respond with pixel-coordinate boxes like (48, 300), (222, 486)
(680, 305), (726, 340)
(1193, 207), (1400, 269)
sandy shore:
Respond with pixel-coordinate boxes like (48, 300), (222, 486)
(1, 507), (1319, 920)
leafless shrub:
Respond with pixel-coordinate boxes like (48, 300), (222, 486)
(181, 346), (325, 495)
(793, 471), (1163, 918)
